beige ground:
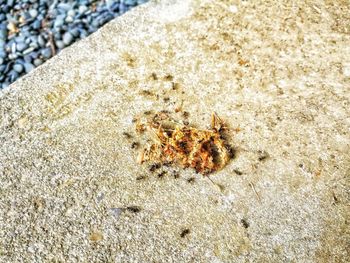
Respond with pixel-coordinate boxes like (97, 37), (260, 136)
(0, 0), (349, 262)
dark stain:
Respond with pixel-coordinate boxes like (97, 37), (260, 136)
(158, 171), (167, 178)
(131, 142), (140, 149)
(241, 219), (249, 229)
(225, 145), (236, 159)
(151, 72), (158, 80)
(149, 163), (161, 172)
(172, 82), (180, 90)
(233, 169), (242, 175)
(180, 228), (190, 238)
(122, 132), (132, 139)
(187, 177), (195, 183)
(126, 206), (141, 213)
(183, 111), (190, 118)
(140, 90), (154, 96)
(164, 74), (174, 81)
(258, 150), (269, 161)
(136, 175), (146, 181)
(163, 97), (170, 103)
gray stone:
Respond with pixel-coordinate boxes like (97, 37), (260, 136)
(13, 63), (23, 73)
(23, 62), (34, 73)
(16, 42), (28, 52)
(29, 9), (38, 18)
(62, 32), (73, 45)
(41, 47), (52, 59)
(0, 1), (349, 262)
(33, 58), (43, 66)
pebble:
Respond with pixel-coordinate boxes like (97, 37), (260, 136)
(55, 40), (65, 49)
(23, 62), (34, 73)
(41, 47), (51, 59)
(16, 42), (27, 52)
(8, 69), (19, 82)
(33, 58), (42, 66)
(37, 35), (45, 47)
(22, 46), (35, 55)
(28, 9), (38, 18)
(0, 0), (149, 88)
(62, 32), (73, 46)
(13, 63), (23, 73)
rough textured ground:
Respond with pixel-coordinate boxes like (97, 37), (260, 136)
(0, 0), (349, 262)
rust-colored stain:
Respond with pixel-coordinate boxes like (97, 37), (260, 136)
(136, 112), (234, 175)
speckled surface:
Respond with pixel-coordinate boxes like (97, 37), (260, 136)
(0, 0), (349, 262)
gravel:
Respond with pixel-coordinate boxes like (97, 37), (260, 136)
(0, 0), (149, 89)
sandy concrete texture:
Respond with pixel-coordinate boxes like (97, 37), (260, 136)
(0, 0), (349, 262)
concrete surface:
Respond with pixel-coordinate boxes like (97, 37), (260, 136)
(0, 0), (349, 262)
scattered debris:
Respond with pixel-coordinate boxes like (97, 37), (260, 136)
(136, 112), (234, 175)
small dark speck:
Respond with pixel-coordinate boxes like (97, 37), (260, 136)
(136, 175), (146, 181)
(180, 228), (190, 238)
(299, 163), (304, 168)
(151, 73), (158, 80)
(173, 172), (180, 179)
(126, 206), (141, 213)
(149, 163), (161, 172)
(233, 169), (242, 175)
(131, 142), (140, 149)
(332, 192), (339, 204)
(226, 145), (236, 159)
(258, 150), (269, 161)
(123, 132), (132, 139)
(241, 219), (249, 228)
(144, 110), (152, 115)
(163, 97), (170, 102)
(183, 120), (189, 125)
(183, 111), (190, 118)
(158, 171), (167, 178)
(164, 74), (174, 81)
(187, 177), (195, 183)
(172, 82), (179, 90)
